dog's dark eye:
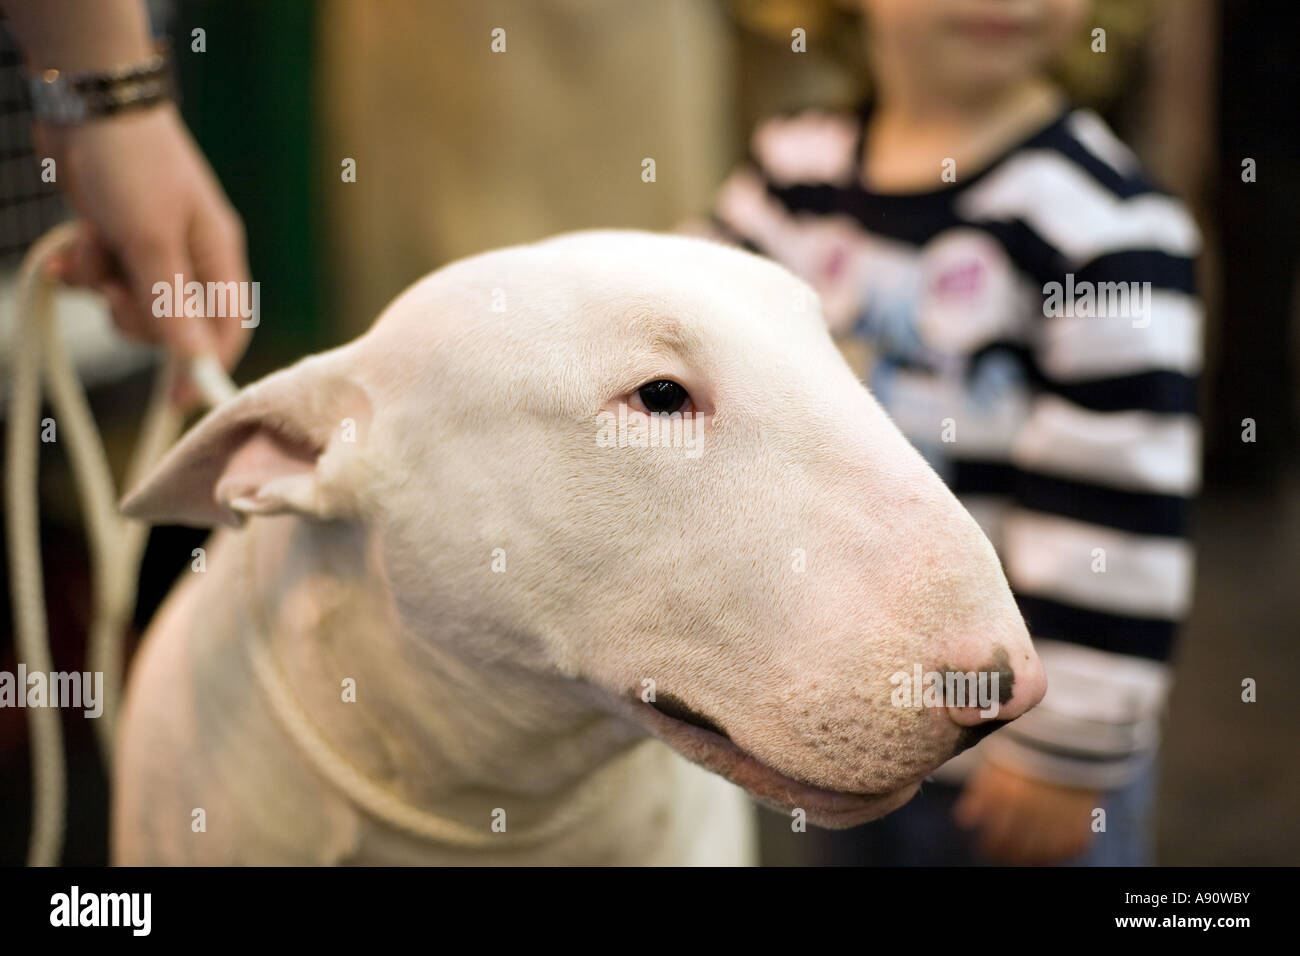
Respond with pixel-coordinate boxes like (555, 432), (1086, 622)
(637, 380), (690, 414)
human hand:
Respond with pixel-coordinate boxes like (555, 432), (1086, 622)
(952, 760), (1102, 865)
(35, 103), (251, 406)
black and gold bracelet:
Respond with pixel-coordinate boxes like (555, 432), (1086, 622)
(27, 43), (175, 124)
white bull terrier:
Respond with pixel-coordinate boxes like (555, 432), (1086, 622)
(114, 230), (1045, 865)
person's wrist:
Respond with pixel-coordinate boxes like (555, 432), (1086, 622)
(31, 100), (180, 176)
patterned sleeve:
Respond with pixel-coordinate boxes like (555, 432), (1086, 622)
(963, 157), (1203, 789)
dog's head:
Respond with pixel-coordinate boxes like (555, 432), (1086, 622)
(124, 230), (1044, 826)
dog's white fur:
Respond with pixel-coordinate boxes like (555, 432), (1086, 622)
(114, 231), (1044, 865)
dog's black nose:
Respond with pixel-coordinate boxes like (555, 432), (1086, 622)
(953, 718), (1014, 756)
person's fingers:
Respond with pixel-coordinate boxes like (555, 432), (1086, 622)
(974, 803), (1020, 861)
(999, 815), (1049, 865)
(952, 783), (988, 829)
(189, 199), (251, 372)
(168, 375), (202, 413)
(1066, 831), (1094, 860)
(44, 252), (68, 282)
(972, 790), (1019, 858)
(1046, 818), (1093, 863)
(98, 281), (153, 342)
(208, 318), (251, 374)
(46, 229), (115, 288)
(120, 232), (214, 360)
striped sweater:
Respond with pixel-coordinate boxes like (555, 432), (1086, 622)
(709, 103), (1201, 789)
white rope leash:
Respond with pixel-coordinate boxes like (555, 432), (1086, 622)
(244, 611), (618, 850)
(8, 224), (616, 862)
(241, 526), (626, 851)
(6, 223), (191, 865)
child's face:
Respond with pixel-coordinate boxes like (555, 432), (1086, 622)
(860, 0), (1087, 99)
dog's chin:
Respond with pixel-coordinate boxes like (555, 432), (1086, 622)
(610, 692), (922, 829)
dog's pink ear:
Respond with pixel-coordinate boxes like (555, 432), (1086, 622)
(121, 353), (372, 528)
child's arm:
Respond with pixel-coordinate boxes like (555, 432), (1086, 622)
(979, 186), (1203, 795)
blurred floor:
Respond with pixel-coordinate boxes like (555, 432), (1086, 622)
(1155, 463), (1300, 865)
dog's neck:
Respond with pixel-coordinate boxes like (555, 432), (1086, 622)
(240, 516), (646, 839)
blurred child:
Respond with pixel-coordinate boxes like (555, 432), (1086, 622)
(707, 0), (1201, 864)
